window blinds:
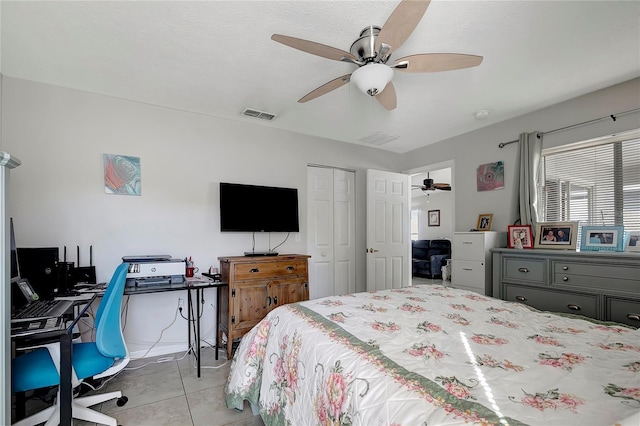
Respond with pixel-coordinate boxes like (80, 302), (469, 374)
(538, 133), (640, 232)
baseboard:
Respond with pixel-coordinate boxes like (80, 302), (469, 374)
(130, 344), (187, 359)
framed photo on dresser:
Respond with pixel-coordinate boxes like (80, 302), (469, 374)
(508, 225), (533, 249)
(534, 221), (577, 250)
(580, 225), (625, 252)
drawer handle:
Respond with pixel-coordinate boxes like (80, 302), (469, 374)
(273, 296), (278, 305)
(562, 266), (568, 271)
(250, 268), (260, 273)
(462, 241), (473, 245)
(286, 266), (295, 271)
(462, 268), (473, 271)
(567, 304), (581, 311)
(515, 296), (527, 302)
(518, 268), (529, 273)
(267, 296), (272, 306)
(562, 276), (569, 282)
(627, 314), (640, 322)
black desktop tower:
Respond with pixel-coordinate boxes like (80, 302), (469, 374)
(16, 247), (61, 298)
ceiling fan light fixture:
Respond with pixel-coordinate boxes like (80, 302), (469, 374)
(351, 63), (393, 96)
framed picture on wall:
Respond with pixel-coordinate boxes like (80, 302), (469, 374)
(534, 221), (577, 250)
(477, 214), (493, 231)
(580, 225), (625, 252)
(507, 225), (533, 249)
(428, 210), (440, 227)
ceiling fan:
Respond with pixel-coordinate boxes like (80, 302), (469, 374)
(271, 0), (483, 110)
(412, 175), (452, 192)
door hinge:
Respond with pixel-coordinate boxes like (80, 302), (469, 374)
(231, 315), (235, 324)
(232, 289), (236, 297)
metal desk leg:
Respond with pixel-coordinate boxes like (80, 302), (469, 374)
(187, 289), (192, 353)
(60, 332), (73, 426)
(215, 285), (220, 360)
(196, 288), (201, 378)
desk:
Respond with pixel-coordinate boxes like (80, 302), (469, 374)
(123, 277), (228, 377)
(11, 294), (97, 426)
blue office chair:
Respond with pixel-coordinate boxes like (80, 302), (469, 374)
(12, 262), (131, 426)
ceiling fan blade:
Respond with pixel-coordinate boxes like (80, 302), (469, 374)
(298, 74), (352, 103)
(375, 0), (431, 55)
(394, 53), (483, 73)
(272, 34), (357, 62)
(433, 183), (452, 190)
(375, 81), (397, 110)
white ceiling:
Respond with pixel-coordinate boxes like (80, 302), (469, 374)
(1, 1), (639, 153)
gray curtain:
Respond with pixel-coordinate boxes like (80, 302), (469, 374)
(516, 132), (543, 233)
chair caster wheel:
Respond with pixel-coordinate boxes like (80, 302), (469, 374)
(116, 396), (128, 407)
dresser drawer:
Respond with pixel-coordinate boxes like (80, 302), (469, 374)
(505, 285), (598, 318)
(453, 234), (485, 260)
(503, 257), (546, 284)
(234, 260), (307, 280)
(606, 297), (640, 328)
(453, 260), (485, 289)
(552, 261), (640, 292)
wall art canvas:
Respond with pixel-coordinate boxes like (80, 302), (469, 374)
(103, 154), (141, 195)
(476, 161), (504, 192)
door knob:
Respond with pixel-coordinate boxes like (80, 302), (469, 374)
(367, 248), (379, 253)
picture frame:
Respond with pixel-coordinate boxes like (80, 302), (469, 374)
(428, 210), (440, 227)
(580, 225), (625, 252)
(508, 225), (534, 249)
(627, 231), (640, 252)
(477, 214), (493, 231)
(534, 221), (578, 250)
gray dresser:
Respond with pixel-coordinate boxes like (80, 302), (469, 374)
(491, 248), (640, 328)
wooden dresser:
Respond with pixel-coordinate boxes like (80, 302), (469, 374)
(218, 254), (310, 358)
(492, 248), (640, 328)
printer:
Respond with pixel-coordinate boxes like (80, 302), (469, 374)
(123, 255), (185, 287)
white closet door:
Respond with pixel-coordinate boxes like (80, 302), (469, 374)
(333, 169), (356, 296)
(307, 166), (355, 299)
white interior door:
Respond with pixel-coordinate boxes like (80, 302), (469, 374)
(333, 169), (356, 295)
(366, 169), (411, 291)
(307, 166), (355, 299)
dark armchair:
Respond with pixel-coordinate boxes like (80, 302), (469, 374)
(412, 239), (452, 279)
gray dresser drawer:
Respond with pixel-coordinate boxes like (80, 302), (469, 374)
(505, 284), (598, 318)
(503, 257), (546, 284)
(606, 297), (640, 328)
(552, 261), (640, 292)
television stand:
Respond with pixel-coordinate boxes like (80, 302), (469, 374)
(244, 251), (278, 257)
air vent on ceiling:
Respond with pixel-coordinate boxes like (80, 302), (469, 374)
(359, 131), (399, 146)
(241, 108), (278, 121)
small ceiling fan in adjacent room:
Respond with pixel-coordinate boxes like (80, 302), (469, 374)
(271, 0), (483, 110)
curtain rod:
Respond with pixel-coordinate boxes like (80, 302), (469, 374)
(498, 107), (640, 148)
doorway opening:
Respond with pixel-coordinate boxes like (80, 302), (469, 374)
(406, 160), (455, 283)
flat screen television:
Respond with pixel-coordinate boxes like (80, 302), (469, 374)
(220, 182), (300, 233)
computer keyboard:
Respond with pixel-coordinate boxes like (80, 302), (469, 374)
(13, 299), (64, 319)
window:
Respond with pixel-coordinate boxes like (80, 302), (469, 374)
(537, 130), (640, 243)
(411, 210), (419, 241)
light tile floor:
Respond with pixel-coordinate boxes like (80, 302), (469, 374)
(17, 347), (264, 426)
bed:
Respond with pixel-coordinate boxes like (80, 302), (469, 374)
(225, 285), (640, 425)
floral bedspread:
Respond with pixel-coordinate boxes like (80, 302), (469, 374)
(225, 285), (640, 425)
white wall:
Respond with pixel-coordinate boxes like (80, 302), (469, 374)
(412, 191), (454, 240)
(1, 77), (403, 356)
(402, 78), (640, 233)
